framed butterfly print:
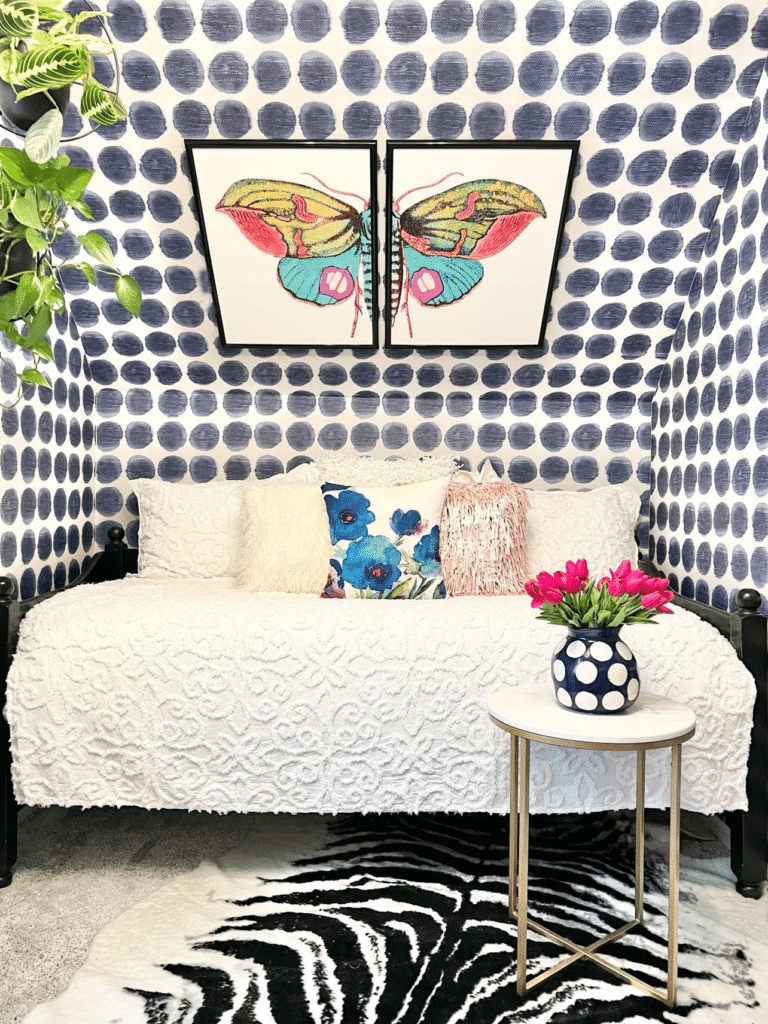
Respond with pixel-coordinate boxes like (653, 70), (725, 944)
(186, 140), (379, 350)
(385, 141), (579, 349)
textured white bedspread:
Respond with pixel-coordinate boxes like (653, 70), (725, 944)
(5, 578), (756, 815)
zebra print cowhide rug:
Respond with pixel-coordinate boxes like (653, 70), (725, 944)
(25, 813), (762, 1023)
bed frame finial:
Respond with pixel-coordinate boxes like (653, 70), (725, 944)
(736, 589), (762, 611)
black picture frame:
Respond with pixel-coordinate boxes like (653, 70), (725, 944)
(186, 140), (379, 351)
(384, 140), (579, 350)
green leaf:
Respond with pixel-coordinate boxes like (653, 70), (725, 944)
(0, 146), (37, 186)
(19, 367), (50, 387)
(0, 319), (25, 346)
(10, 189), (44, 229)
(69, 198), (93, 219)
(71, 260), (95, 285)
(23, 107), (63, 165)
(23, 226), (47, 252)
(114, 274), (141, 317)
(0, 273), (36, 319)
(76, 230), (114, 266)
(401, 553), (420, 576)
(22, 302), (51, 350)
(387, 579), (413, 600)
(55, 165), (92, 200)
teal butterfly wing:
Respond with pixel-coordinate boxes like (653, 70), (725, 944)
(278, 249), (361, 306)
(391, 178), (546, 328)
(402, 244), (484, 306)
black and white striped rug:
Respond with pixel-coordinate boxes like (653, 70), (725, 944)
(24, 814), (763, 1023)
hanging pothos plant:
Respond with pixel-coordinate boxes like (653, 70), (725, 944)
(0, 146), (141, 400)
(0, 0), (125, 163)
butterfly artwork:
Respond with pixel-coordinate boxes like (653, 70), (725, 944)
(388, 176), (547, 340)
(215, 177), (374, 339)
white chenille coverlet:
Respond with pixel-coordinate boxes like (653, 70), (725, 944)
(5, 578), (755, 816)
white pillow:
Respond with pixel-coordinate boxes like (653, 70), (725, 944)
(525, 484), (641, 579)
(234, 483), (332, 593)
(134, 464), (318, 579)
(314, 453), (460, 486)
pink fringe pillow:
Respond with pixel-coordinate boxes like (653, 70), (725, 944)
(440, 481), (530, 597)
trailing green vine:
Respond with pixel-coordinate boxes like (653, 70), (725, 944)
(0, 147), (140, 405)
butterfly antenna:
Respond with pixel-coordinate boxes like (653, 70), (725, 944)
(304, 174), (367, 205)
(394, 172), (463, 209)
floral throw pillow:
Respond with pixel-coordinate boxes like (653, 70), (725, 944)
(321, 477), (450, 600)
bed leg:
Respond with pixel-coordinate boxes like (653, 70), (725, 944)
(0, 577), (20, 887)
(729, 809), (767, 899)
(729, 590), (768, 899)
(0, 768), (16, 887)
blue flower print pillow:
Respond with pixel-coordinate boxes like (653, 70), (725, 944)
(321, 477), (450, 600)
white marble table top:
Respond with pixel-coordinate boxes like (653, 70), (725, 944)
(488, 684), (697, 748)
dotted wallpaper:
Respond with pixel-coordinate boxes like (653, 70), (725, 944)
(1, 1), (767, 602)
(650, 64), (768, 613)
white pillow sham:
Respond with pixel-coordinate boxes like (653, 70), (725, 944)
(525, 485), (641, 579)
(314, 453), (461, 486)
(465, 464), (640, 579)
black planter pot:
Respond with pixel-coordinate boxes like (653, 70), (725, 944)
(0, 78), (71, 133)
(0, 228), (37, 298)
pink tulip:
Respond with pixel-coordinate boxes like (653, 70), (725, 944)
(569, 558), (589, 579)
(613, 559), (632, 578)
(525, 579), (564, 608)
(563, 558), (589, 593)
(561, 573), (583, 594)
(641, 590), (674, 612)
(535, 571), (561, 591)
(623, 569), (648, 595)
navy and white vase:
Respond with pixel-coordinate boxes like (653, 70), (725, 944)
(551, 627), (640, 714)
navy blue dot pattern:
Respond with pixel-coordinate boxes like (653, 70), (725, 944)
(650, 52), (768, 614)
(1, 1), (767, 600)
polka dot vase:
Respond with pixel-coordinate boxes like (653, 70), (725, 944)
(551, 627), (640, 715)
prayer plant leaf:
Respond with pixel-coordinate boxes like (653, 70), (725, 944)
(0, 0), (39, 38)
(80, 81), (126, 126)
(23, 107), (63, 164)
(12, 42), (87, 93)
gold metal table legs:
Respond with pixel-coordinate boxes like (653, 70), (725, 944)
(509, 738), (682, 1006)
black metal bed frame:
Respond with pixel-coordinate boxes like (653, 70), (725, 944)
(0, 534), (765, 896)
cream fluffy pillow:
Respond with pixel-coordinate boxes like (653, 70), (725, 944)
(234, 482), (332, 593)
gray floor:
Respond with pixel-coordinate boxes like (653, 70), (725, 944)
(2, 805), (260, 1022)
(2, 806), (767, 1023)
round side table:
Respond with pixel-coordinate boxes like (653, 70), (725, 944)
(488, 684), (696, 1007)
